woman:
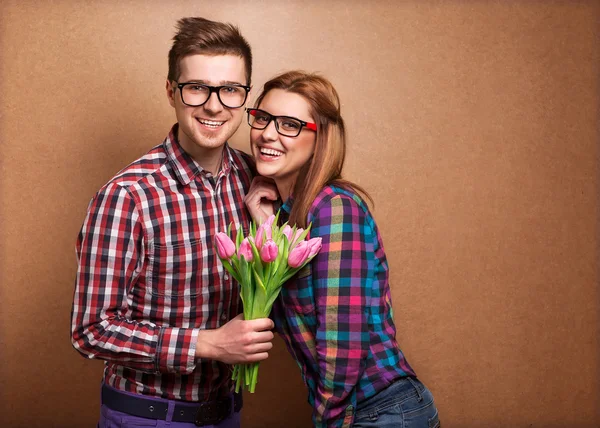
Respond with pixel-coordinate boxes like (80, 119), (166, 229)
(244, 71), (440, 428)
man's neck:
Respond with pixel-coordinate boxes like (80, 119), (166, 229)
(195, 147), (224, 176)
(178, 136), (225, 176)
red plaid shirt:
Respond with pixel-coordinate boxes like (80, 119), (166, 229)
(71, 124), (254, 401)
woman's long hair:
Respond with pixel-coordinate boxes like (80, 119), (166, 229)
(253, 71), (372, 228)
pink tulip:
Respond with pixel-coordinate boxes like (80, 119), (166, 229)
(287, 240), (311, 268)
(291, 228), (305, 246)
(282, 225), (293, 242)
(260, 239), (278, 263)
(238, 238), (253, 262)
(255, 222), (273, 250)
(255, 226), (264, 250)
(306, 237), (322, 258)
(264, 214), (276, 227)
(215, 232), (236, 259)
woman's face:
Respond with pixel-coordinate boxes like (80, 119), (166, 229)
(250, 89), (317, 197)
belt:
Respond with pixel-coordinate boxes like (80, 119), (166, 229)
(101, 384), (242, 426)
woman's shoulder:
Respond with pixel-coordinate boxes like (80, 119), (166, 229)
(309, 184), (371, 221)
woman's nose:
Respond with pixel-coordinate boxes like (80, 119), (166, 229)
(261, 120), (279, 140)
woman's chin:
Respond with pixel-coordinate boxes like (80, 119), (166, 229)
(256, 166), (277, 179)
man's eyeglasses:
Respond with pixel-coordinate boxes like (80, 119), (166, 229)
(175, 82), (250, 108)
(246, 108), (317, 137)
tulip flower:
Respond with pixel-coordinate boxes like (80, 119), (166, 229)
(306, 237), (323, 258)
(264, 214), (276, 227)
(281, 225), (293, 242)
(215, 232), (235, 259)
(260, 239), (278, 263)
(255, 226), (264, 250)
(238, 237), (253, 262)
(214, 212), (322, 394)
(288, 240), (311, 268)
(255, 223), (272, 250)
(291, 228), (305, 246)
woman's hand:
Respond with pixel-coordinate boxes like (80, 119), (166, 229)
(244, 176), (279, 224)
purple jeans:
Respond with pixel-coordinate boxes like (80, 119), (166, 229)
(98, 386), (240, 428)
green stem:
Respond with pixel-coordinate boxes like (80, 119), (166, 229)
(250, 362), (259, 393)
(233, 364), (242, 393)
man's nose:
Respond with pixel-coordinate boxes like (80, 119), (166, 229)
(202, 91), (224, 114)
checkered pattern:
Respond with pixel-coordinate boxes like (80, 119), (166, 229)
(274, 185), (416, 427)
(71, 124), (254, 401)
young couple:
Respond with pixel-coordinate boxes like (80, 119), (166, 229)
(71, 17), (439, 428)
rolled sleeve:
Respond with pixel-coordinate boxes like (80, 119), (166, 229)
(71, 183), (196, 374)
(155, 326), (200, 374)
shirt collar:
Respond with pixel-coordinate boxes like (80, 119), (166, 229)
(163, 123), (238, 186)
(280, 196), (294, 215)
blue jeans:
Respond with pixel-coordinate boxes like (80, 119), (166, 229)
(353, 377), (440, 428)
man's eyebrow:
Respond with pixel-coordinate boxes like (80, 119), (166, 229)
(221, 80), (246, 86)
(181, 79), (246, 86)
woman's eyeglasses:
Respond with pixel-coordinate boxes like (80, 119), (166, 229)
(246, 108), (317, 137)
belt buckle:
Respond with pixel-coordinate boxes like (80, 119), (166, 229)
(195, 400), (227, 427)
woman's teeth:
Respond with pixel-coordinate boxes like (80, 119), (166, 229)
(260, 148), (284, 157)
(198, 119), (224, 128)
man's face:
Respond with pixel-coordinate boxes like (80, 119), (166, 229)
(167, 54), (247, 158)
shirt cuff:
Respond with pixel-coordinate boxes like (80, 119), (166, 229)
(155, 326), (200, 374)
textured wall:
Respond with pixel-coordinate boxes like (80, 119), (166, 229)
(1, 1), (598, 427)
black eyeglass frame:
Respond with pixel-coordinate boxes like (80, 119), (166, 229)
(175, 82), (251, 108)
(246, 108), (318, 137)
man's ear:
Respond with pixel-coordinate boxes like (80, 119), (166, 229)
(166, 79), (176, 108)
(246, 85), (253, 106)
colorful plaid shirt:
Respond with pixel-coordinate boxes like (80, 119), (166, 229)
(71, 124), (254, 402)
(274, 185), (416, 427)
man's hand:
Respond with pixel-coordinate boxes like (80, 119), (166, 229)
(244, 176), (279, 224)
(195, 314), (275, 364)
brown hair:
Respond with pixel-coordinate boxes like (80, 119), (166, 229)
(168, 17), (252, 84)
(254, 71), (372, 228)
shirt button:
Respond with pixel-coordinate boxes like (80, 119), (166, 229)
(224, 273), (229, 281)
(221, 313), (228, 321)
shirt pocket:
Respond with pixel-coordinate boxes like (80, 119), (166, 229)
(147, 238), (203, 297)
(281, 265), (315, 314)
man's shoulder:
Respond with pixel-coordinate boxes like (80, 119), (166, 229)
(228, 146), (256, 177)
(101, 143), (168, 192)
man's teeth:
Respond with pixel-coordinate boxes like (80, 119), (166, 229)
(198, 119), (224, 128)
(261, 148), (284, 157)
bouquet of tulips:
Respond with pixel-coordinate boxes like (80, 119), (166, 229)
(214, 213), (322, 393)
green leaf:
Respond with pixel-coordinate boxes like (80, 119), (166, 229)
(236, 223), (243, 248)
(248, 238), (263, 277)
(252, 268), (269, 318)
(294, 224), (311, 245)
(238, 257), (248, 316)
(222, 259), (242, 284)
(264, 284), (283, 313)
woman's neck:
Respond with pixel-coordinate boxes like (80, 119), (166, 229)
(275, 179), (293, 202)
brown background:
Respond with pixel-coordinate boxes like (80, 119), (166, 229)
(1, 1), (598, 427)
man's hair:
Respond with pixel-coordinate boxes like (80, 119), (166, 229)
(168, 17), (252, 85)
(253, 71), (372, 228)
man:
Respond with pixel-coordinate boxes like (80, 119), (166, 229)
(71, 17), (274, 428)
